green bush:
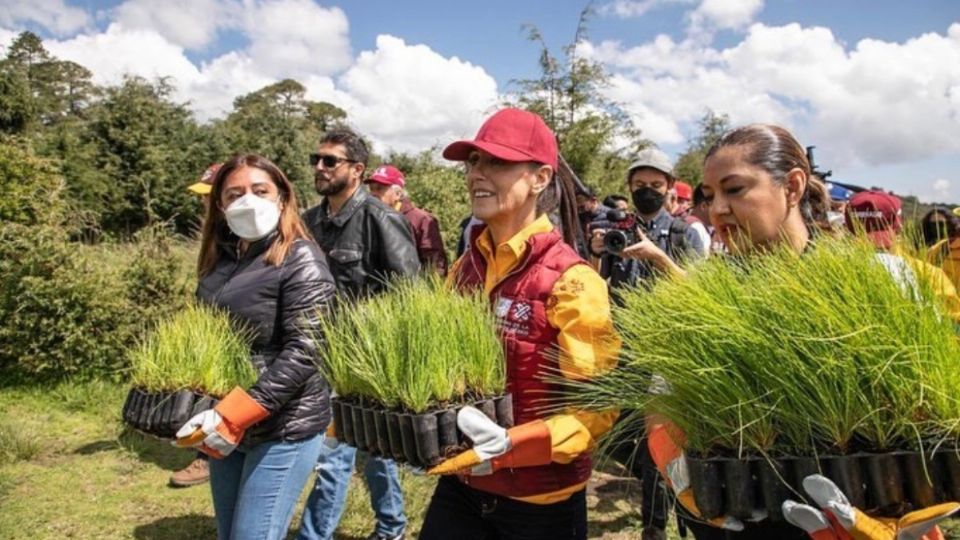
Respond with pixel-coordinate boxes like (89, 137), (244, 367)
(0, 145), (195, 381)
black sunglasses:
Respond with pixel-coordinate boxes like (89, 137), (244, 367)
(309, 153), (355, 168)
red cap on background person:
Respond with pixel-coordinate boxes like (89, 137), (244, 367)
(365, 164), (406, 188)
(674, 181), (693, 202)
(442, 108), (558, 170)
(845, 190), (902, 249)
(187, 163), (222, 195)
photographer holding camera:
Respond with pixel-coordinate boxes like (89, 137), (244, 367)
(589, 148), (704, 540)
(590, 148), (704, 288)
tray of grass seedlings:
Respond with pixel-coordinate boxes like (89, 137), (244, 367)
(565, 237), (960, 521)
(122, 303), (257, 439)
(316, 276), (511, 469)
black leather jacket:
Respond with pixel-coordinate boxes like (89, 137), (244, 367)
(197, 233), (336, 445)
(303, 187), (420, 298)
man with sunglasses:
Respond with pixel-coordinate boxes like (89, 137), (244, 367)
(300, 129), (419, 540)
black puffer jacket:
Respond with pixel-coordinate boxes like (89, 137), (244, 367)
(197, 233), (336, 446)
(303, 187), (420, 298)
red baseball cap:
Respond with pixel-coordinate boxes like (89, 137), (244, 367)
(443, 108), (558, 170)
(187, 163), (222, 195)
(366, 164), (405, 188)
(674, 181), (693, 201)
(845, 190), (902, 249)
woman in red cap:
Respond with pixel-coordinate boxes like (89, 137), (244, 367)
(419, 108), (620, 539)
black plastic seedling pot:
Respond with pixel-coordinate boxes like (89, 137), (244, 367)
(687, 456), (723, 520)
(864, 453), (904, 511)
(723, 459), (756, 520)
(339, 401), (356, 447)
(398, 414), (419, 467)
(385, 411), (405, 461)
(362, 408), (379, 456)
(758, 460), (790, 522)
(823, 455), (866, 509)
(373, 410), (391, 457)
(122, 387), (218, 439)
(350, 404), (367, 452)
(903, 452), (938, 509)
(436, 409), (459, 457)
(412, 413), (441, 467)
(941, 449), (960, 501)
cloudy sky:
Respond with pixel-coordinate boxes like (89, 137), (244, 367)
(2, 0), (959, 202)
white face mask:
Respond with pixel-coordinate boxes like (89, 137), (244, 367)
(224, 193), (281, 241)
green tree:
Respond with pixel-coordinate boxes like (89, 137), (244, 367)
(217, 79), (347, 206)
(673, 109), (731, 187)
(83, 76), (209, 234)
(512, 5), (647, 198)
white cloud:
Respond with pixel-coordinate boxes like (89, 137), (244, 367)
(0, 0), (90, 36)
(689, 0), (764, 33)
(600, 0), (695, 19)
(934, 178), (951, 199)
(112, 0), (237, 50)
(586, 22), (960, 169)
(242, 0), (351, 78)
(315, 35), (499, 154)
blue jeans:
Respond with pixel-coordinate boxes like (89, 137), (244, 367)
(297, 441), (407, 539)
(209, 434), (323, 540)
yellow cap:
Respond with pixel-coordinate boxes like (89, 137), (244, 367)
(187, 182), (212, 195)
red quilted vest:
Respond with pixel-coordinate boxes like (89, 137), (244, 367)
(453, 226), (595, 498)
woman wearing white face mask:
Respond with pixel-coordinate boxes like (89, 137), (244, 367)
(175, 154), (337, 540)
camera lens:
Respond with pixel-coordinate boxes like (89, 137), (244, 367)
(604, 230), (628, 253)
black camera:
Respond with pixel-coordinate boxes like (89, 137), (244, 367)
(589, 209), (639, 254)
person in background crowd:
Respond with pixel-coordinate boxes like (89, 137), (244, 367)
(576, 187), (612, 244)
(845, 191), (960, 318)
(420, 108), (619, 540)
(169, 162), (223, 489)
(825, 181), (853, 230)
(590, 148), (705, 289)
(300, 131), (419, 540)
(663, 187), (679, 216)
(922, 207), (960, 290)
(684, 184), (712, 257)
(175, 154), (336, 540)
(672, 181), (693, 216)
(367, 165), (449, 276)
(603, 194), (629, 211)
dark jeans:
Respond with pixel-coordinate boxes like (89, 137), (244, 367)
(419, 476), (587, 540)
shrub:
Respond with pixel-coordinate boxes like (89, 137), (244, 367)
(316, 276), (504, 413)
(129, 303), (257, 397)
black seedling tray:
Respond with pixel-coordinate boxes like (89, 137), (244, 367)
(122, 387), (218, 439)
(331, 394), (514, 469)
(686, 450), (960, 522)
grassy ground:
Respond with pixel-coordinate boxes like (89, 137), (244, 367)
(0, 381), (645, 539)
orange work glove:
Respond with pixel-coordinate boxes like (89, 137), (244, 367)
(427, 406), (551, 476)
(173, 387), (269, 459)
(782, 474), (959, 540)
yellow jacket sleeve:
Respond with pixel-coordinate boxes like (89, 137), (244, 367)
(540, 263), (621, 464)
(907, 257), (960, 322)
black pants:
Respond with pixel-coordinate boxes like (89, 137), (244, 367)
(607, 433), (669, 530)
(419, 476), (587, 540)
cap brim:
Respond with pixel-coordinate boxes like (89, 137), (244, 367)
(188, 182), (212, 195)
(442, 139), (538, 164)
(867, 229), (895, 249)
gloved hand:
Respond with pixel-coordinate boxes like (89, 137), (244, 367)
(427, 406), (551, 476)
(173, 387), (269, 459)
(647, 421), (748, 531)
(783, 474), (959, 540)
